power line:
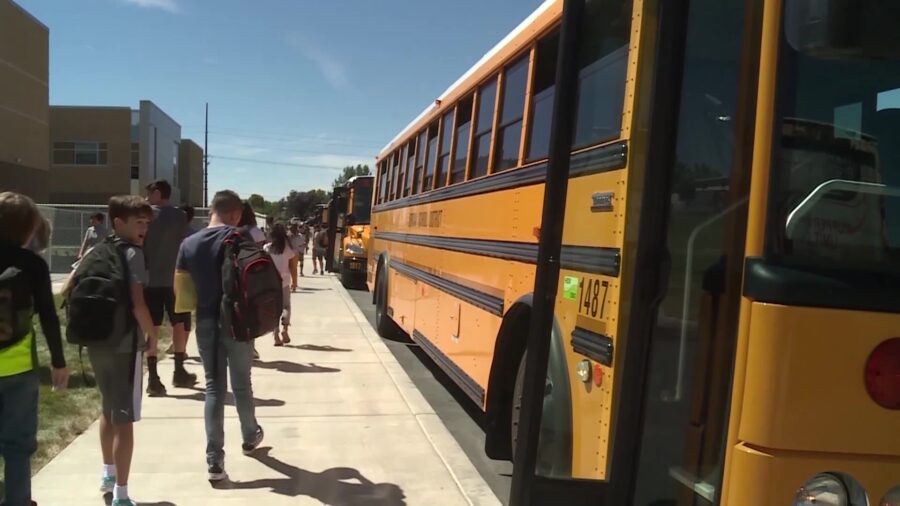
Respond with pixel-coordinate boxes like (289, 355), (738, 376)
(209, 155), (357, 171)
(207, 130), (384, 149)
(208, 141), (374, 158)
(185, 124), (387, 145)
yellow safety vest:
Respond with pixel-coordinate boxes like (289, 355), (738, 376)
(0, 330), (34, 377)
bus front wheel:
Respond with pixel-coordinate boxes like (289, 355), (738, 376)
(374, 266), (393, 338)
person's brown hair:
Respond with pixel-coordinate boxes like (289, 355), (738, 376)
(211, 190), (242, 216)
(146, 179), (172, 200)
(0, 192), (40, 246)
(108, 195), (153, 225)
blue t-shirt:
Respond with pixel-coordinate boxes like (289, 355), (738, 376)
(176, 226), (234, 320)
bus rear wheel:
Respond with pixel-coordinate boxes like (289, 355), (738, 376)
(374, 266), (394, 338)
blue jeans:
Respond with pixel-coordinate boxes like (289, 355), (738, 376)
(0, 370), (38, 506)
(195, 318), (258, 465)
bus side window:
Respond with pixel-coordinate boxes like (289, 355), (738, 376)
(572, 0), (631, 148)
(527, 29), (560, 161)
(451, 96), (474, 184)
(378, 161), (387, 204)
(390, 150), (401, 201)
(404, 138), (416, 196)
(423, 121), (439, 191)
(436, 110), (454, 189)
(494, 55), (528, 172)
(471, 77), (498, 179)
(412, 129), (426, 194)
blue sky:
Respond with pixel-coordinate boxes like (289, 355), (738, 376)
(18, 0), (544, 201)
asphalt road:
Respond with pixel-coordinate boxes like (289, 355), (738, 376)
(345, 286), (513, 505)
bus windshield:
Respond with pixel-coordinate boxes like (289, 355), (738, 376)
(351, 178), (373, 225)
(769, 12), (900, 274)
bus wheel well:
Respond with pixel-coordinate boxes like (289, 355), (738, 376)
(484, 300), (532, 461)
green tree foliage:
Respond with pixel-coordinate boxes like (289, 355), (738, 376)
(281, 189), (330, 220)
(332, 164), (371, 188)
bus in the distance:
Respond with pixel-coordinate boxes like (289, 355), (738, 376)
(368, 0), (900, 504)
(338, 175), (374, 287)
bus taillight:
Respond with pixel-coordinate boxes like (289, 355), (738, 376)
(864, 338), (900, 410)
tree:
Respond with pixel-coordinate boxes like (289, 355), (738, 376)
(282, 189), (330, 220)
(332, 164), (371, 188)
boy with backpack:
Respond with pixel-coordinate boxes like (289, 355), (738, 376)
(175, 190), (278, 481)
(65, 195), (157, 506)
(0, 192), (69, 506)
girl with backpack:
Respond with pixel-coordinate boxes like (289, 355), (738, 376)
(263, 223), (296, 346)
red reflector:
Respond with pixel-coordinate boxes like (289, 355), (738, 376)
(865, 337), (900, 410)
(593, 364), (603, 387)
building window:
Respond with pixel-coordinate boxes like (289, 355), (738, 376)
(53, 141), (109, 165)
(131, 142), (140, 179)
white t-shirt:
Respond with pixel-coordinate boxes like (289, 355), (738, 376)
(264, 243), (296, 287)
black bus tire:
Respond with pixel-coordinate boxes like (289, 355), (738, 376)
(374, 267), (394, 338)
(511, 352), (527, 462)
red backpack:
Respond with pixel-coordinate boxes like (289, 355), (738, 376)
(219, 229), (283, 341)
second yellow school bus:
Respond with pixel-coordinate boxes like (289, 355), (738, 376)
(369, 0), (900, 503)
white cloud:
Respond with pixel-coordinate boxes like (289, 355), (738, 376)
(290, 153), (371, 170)
(285, 32), (351, 91)
(117, 0), (180, 13)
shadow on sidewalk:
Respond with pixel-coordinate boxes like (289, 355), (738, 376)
(166, 388), (286, 408)
(216, 447), (406, 505)
(253, 360), (341, 374)
(285, 344), (353, 352)
(103, 495), (176, 506)
(295, 287), (332, 293)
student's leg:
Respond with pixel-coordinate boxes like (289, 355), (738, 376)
(144, 288), (165, 394)
(298, 252), (305, 276)
(196, 319), (227, 465)
(113, 422), (134, 487)
(224, 337), (259, 445)
(289, 256), (298, 290)
(100, 413), (115, 467)
(0, 371), (39, 505)
(281, 286), (292, 344)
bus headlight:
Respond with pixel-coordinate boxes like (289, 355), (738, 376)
(792, 473), (868, 506)
(881, 485), (900, 506)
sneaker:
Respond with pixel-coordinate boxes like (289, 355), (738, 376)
(146, 376), (167, 397)
(111, 500), (136, 506)
(208, 462), (228, 482)
(242, 425), (264, 455)
(99, 475), (116, 493)
(173, 369), (198, 388)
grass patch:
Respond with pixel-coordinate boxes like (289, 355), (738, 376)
(0, 294), (173, 494)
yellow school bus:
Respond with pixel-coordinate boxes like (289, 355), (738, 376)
(369, 0), (900, 504)
(339, 175), (374, 287)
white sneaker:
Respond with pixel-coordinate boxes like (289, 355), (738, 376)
(100, 475), (116, 493)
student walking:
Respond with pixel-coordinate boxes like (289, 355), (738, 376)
(144, 180), (195, 396)
(78, 212), (108, 260)
(288, 223), (304, 288)
(264, 223), (295, 346)
(175, 190), (265, 482)
(313, 225), (328, 275)
(65, 195), (156, 506)
(0, 192), (69, 506)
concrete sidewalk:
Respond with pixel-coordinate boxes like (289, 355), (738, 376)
(33, 270), (501, 505)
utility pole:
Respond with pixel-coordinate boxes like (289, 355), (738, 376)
(204, 102), (209, 206)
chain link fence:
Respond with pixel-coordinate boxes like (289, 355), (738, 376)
(37, 204), (215, 273)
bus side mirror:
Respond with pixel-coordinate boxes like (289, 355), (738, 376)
(785, 0), (900, 60)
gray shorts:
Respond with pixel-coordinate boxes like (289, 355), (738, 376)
(314, 247), (326, 260)
(88, 349), (143, 425)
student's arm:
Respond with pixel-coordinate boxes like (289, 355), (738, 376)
(173, 243), (196, 313)
(32, 255), (68, 390)
(125, 247), (157, 343)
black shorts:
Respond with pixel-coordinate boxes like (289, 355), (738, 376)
(88, 349), (143, 425)
(144, 287), (191, 329)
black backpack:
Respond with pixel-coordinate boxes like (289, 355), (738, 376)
(0, 266), (34, 350)
(219, 229), (283, 341)
(66, 236), (135, 348)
